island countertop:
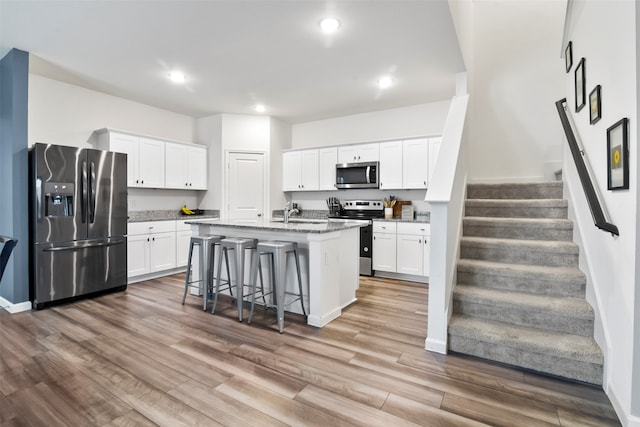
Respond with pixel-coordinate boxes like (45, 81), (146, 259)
(184, 218), (365, 233)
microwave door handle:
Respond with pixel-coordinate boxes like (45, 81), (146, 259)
(81, 160), (88, 223)
(365, 166), (371, 184)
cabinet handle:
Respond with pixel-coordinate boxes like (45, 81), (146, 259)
(424, 181), (426, 186)
(152, 237), (155, 241)
(136, 179), (139, 184)
(147, 237), (150, 242)
(419, 239), (422, 244)
(141, 180), (144, 184)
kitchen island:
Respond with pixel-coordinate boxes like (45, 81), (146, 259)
(185, 218), (364, 328)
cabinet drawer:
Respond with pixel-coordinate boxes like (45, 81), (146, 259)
(128, 220), (176, 235)
(372, 221), (396, 234)
(397, 222), (430, 235)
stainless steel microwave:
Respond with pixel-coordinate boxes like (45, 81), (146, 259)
(335, 161), (379, 189)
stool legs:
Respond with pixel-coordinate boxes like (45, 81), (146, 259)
(290, 246), (307, 317)
(182, 240), (197, 304)
(212, 247), (232, 314)
(274, 250), (287, 333)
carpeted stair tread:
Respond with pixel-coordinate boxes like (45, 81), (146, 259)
(467, 182), (563, 200)
(463, 216), (573, 241)
(453, 285), (594, 336)
(460, 236), (579, 267)
(465, 199), (568, 219)
(456, 258), (585, 297)
(448, 316), (603, 384)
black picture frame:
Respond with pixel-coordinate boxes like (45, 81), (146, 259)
(607, 118), (629, 190)
(565, 41), (573, 73)
(589, 85), (601, 125)
(575, 58), (586, 112)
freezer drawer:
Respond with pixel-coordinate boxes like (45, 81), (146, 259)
(32, 237), (127, 308)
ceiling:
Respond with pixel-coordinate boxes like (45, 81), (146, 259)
(0, 1), (465, 124)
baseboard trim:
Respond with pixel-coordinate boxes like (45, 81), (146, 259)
(425, 337), (447, 354)
(0, 296), (32, 313)
(606, 381), (637, 426)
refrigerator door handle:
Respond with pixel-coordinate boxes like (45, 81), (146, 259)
(42, 238), (126, 252)
(35, 177), (44, 221)
(89, 161), (97, 223)
(81, 160), (88, 223)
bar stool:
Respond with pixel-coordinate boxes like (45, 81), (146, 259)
(247, 240), (307, 333)
(182, 235), (227, 310)
(212, 237), (260, 321)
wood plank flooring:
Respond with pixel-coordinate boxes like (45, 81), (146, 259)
(0, 274), (621, 426)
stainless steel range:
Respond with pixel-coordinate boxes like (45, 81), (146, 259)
(328, 200), (384, 276)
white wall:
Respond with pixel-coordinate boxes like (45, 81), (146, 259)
(291, 101), (449, 148)
(563, 1), (639, 424)
(269, 117), (291, 211)
(28, 74), (201, 212)
(450, 0), (566, 182)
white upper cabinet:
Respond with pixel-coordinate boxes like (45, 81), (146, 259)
(282, 149), (319, 191)
(402, 138), (429, 189)
(337, 143), (379, 163)
(379, 141), (403, 190)
(97, 130), (165, 188)
(165, 142), (207, 190)
(138, 137), (166, 188)
(318, 147), (338, 191)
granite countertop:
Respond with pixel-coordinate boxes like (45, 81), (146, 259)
(185, 218), (365, 234)
(128, 209), (219, 223)
(373, 216), (430, 224)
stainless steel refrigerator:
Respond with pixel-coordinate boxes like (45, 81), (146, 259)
(30, 143), (128, 309)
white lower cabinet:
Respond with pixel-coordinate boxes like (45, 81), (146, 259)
(372, 222), (396, 272)
(176, 220), (193, 268)
(373, 221), (430, 278)
(127, 221), (177, 279)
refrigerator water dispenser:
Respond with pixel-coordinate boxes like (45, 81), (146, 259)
(44, 182), (74, 217)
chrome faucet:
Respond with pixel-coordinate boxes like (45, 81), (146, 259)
(284, 202), (299, 224)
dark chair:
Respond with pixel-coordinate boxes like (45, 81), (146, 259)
(0, 236), (18, 284)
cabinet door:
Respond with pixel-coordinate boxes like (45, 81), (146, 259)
(402, 138), (429, 189)
(379, 141), (403, 189)
(150, 232), (176, 272)
(282, 151), (302, 191)
(165, 142), (188, 189)
(396, 234), (423, 275)
(318, 147), (338, 191)
(300, 150), (319, 191)
(356, 143), (380, 162)
(372, 233), (396, 272)
(138, 137), (166, 188)
(176, 231), (192, 268)
(127, 234), (150, 277)
(108, 133), (140, 187)
(187, 145), (208, 190)
(428, 137), (442, 186)
(337, 146), (358, 164)
(423, 236), (430, 277)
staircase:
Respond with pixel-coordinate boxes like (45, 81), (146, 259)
(448, 182), (604, 385)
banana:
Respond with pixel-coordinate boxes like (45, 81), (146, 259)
(181, 205), (195, 215)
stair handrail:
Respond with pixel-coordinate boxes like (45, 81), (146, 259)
(555, 98), (619, 236)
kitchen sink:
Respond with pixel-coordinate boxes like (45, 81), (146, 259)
(271, 218), (328, 225)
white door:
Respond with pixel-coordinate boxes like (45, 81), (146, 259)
(227, 152), (265, 222)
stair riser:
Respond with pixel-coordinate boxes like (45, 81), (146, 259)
(467, 184), (563, 200)
(448, 335), (602, 385)
(463, 224), (573, 241)
(465, 205), (568, 219)
(460, 244), (578, 268)
(456, 269), (585, 298)
(453, 299), (593, 336)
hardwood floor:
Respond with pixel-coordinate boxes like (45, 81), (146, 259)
(0, 274), (620, 426)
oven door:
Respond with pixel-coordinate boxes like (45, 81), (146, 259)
(359, 224), (373, 276)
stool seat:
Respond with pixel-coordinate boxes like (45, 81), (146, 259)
(182, 235), (226, 310)
(212, 237), (261, 321)
(248, 240), (307, 333)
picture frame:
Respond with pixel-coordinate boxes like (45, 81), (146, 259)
(589, 85), (601, 125)
(565, 41), (573, 73)
(607, 118), (629, 190)
(575, 58), (586, 112)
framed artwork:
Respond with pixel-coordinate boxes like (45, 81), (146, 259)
(565, 41), (573, 73)
(589, 85), (601, 125)
(575, 58), (586, 112)
(607, 118), (629, 190)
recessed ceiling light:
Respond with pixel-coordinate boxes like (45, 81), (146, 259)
(319, 17), (340, 33)
(168, 71), (186, 83)
(255, 104), (266, 113)
(377, 76), (393, 89)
